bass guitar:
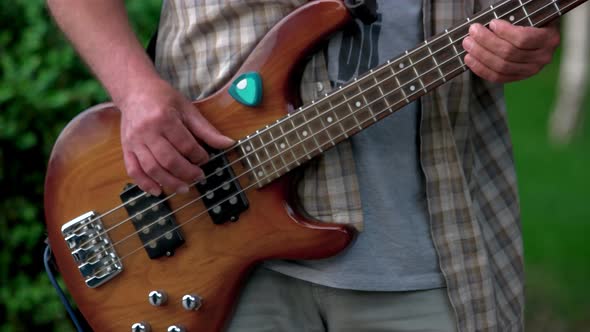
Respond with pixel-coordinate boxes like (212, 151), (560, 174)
(44, 0), (585, 331)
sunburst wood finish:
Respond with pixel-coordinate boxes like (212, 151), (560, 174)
(44, 1), (353, 331)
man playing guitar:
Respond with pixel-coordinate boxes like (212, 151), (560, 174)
(46, 0), (561, 331)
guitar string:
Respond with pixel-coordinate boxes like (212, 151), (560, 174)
(79, 0), (568, 281)
(73, 0), (561, 266)
(66, 0), (516, 237)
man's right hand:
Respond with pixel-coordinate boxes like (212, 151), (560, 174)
(46, 0), (234, 197)
(119, 79), (234, 196)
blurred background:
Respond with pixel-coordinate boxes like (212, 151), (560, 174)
(0, 1), (588, 331)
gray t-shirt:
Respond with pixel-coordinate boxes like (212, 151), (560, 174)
(265, 1), (444, 291)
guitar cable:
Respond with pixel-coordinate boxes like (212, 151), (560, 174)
(44, 243), (86, 332)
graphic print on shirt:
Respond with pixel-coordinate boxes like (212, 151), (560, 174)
(333, 14), (382, 87)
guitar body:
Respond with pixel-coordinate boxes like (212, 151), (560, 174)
(44, 1), (354, 331)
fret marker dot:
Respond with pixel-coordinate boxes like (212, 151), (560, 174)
(257, 170), (264, 177)
(399, 63), (405, 69)
(410, 85), (416, 91)
(245, 145), (252, 151)
(355, 101), (362, 107)
(280, 142), (286, 149)
(302, 130), (308, 137)
(327, 117), (333, 123)
(509, 15), (515, 22)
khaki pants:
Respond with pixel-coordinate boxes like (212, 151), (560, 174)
(226, 267), (458, 332)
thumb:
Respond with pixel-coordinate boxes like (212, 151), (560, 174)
(183, 108), (235, 149)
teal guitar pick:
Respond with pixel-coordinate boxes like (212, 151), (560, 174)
(228, 72), (263, 107)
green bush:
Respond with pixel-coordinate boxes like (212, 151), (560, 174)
(0, 1), (161, 331)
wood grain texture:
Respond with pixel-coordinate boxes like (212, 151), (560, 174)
(44, 1), (353, 331)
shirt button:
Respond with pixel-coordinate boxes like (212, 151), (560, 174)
(316, 82), (324, 92)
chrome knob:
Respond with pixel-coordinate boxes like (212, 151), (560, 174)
(167, 325), (186, 332)
(148, 290), (168, 306)
(131, 321), (151, 332)
(182, 294), (203, 311)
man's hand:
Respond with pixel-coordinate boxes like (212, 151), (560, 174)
(46, 0), (234, 196)
(120, 79), (234, 197)
(462, 19), (560, 83)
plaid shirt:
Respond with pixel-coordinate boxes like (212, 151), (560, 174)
(155, 1), (524, 331)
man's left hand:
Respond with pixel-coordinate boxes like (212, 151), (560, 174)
(462, 19), (560, 83)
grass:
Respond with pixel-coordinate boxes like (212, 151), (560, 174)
(505, 51), (590, 331)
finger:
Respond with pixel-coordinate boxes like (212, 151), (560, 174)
(134, 144), (190, 193)
(468, 23), (548, 63)
(464, 54), (524, 83)
(489, 19), (560, 50)
(123, 149), (161, 196)
(182, 105), (235, 149)
(463, 37), (541, 76)
(162, 120), (209, 165)
(148, 137), (205, 183)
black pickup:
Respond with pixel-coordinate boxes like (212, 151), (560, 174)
(195, 148), (249, 224)
(120, 184), (184, 259)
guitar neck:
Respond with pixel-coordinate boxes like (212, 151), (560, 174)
(237, 0), (586, 187)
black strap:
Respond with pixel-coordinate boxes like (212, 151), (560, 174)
(344, 0), (378, 24)
(146, 28), (158, 63)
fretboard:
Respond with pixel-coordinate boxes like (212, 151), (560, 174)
(237, 0), (586, 187)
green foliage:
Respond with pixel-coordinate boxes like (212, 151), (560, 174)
(0, 1), (161, 331)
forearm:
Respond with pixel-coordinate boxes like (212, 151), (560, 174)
(46, 0), (161, 105)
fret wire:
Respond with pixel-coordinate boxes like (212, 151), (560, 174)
(445, 29), (467, 71)
(356, 79), (374, 124)
(388, 62), (410, 103)
(238, 142), (257, 176)
(552, 0), (562, 15)
(326, 99), (350, 138)
(235, 0), (564, 179)
(277, 120), (300, 166)
(300, 108), (323, 153)
(348, 97), (365, 129)
(491, 4), (499, 18)
(267, 126), (289, 171)
(292, 115), (312, 160)
(406, 50), (428, 93)
(373, 73), (391, 114)
(316, 105), (337, 146)
(257, 133), (279, 182)
(518, 0), (536, 25)
(248, 133), (265, 182)
(427, 43), (447, 83)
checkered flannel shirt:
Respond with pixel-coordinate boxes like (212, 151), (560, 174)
(155, 1), (524, 331)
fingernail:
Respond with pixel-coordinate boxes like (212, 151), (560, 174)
(464, 55), (473, 67)
(177, 185), (190, 194)
(469, 24), (478, 37)
(149, 189), (162, 197)
(464, 38), (473, 51)
(490, 20), (497, 31)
